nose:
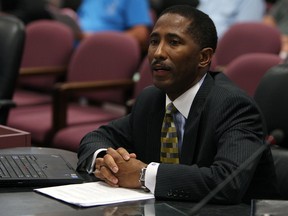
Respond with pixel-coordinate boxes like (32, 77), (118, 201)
(152, 41), (167, 60)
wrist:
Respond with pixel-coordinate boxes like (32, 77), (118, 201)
(139, 166), (150, 192)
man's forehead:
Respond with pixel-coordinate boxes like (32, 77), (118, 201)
(156, 13), (190, 26)
(152, 14), (191, 34)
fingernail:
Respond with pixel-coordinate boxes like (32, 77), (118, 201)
(112, 178), (118, 184)
(124, 155), (129, 160)
(112, 166), (118, 173)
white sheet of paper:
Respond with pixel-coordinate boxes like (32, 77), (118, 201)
(34, 181), (155, 207)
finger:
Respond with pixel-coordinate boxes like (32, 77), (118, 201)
(95, 158), (104, 170)
(93, 167), (105, 180)
(116, 147), (131, 160)
(103, 151), (119, 173)
(94, 165), (119, 186)
(104, 179), (119, 187)
(129, 153), (137, 158)
(100, 166), (119, 185)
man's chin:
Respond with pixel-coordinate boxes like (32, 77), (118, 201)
(153, 81), (169, 91)
(153, 79), (167, 90)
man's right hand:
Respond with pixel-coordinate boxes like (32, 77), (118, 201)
(94, 147), (136, 187)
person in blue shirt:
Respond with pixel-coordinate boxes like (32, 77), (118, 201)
(77, 0), (153, 51)
(197, 0), (266, 38)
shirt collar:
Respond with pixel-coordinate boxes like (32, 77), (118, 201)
(166, 74), (206, 118)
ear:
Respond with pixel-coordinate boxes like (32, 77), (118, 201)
(199, 48), (214, 68)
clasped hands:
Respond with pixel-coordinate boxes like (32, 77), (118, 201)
(94, 147), (147, 189)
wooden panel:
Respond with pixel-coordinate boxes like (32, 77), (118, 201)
(0, 125), (31, 148)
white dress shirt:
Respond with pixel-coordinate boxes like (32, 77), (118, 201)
(145, 75), (205, 193)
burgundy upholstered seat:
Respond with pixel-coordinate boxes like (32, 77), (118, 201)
(224, 52), (282, 96)
(51, 56), (153, 152)
(214, 22), (282, 71)
(13, 19), (75, 106)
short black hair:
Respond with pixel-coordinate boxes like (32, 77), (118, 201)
(159, 5), (218, 52)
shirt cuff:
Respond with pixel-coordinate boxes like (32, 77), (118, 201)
(87, 148), (107, 174)
(145, 162), (159, 194)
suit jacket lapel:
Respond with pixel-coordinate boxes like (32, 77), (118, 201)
(145, 92), (166, 162)
(181, 73), (215, 164)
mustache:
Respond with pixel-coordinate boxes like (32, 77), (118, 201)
(150, 59), (171, 70)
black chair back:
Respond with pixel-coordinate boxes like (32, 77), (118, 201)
(254, 63), (288, 147)
(254, 63), (288, 199)
(0, 15), (25, 124)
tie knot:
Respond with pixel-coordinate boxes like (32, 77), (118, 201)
(166, 103), (177, 114)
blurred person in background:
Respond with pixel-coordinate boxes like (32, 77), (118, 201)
(197, 0), (266, 38)
(46, 0), (83, 40)
(263, 0), (288, 60)
(0, 0), (52, 24)
(149, 0), (199, 17)
(47, 0), (82, 11)
(77, 0), (153, 52)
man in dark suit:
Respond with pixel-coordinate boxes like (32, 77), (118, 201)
(77, 5), (279, 204)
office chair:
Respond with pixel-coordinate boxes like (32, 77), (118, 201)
(8, 32), (141, 146)
(214, 22), (282, 71)
(51, 56), (153, 152)
(254, 63), (288, 199)
(0, 15), (25, 125)
(13, 19), (75, 107)
(224, 53), (282, 96)
(126, 56), (153, 111)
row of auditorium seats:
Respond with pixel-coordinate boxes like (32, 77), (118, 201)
(7, 27), (143, 149)
(211, 22), (282, 72)
(7, 55), (152, 152)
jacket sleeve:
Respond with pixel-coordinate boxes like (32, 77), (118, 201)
(154, 92), (265, 204)
(77, 114), (133, 171)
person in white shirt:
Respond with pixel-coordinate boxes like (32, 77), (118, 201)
(197, 0), (266, 38)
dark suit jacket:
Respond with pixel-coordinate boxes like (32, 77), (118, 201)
(77, 72), (279, 204)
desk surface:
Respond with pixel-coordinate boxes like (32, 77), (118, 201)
(0, 147), (251, 216)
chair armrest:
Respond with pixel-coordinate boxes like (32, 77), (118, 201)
(0, 100), (16, 109)
(0, 100), (16, 125)
(53, 79), (134, 93)
(52, 79), (134, 131)
(19, 66), (67, 76)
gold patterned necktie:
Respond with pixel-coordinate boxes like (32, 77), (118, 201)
(160, 103), (179, 164)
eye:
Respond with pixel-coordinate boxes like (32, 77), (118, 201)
(169, 39), (181, 46)
(149, 38), (159, 46)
